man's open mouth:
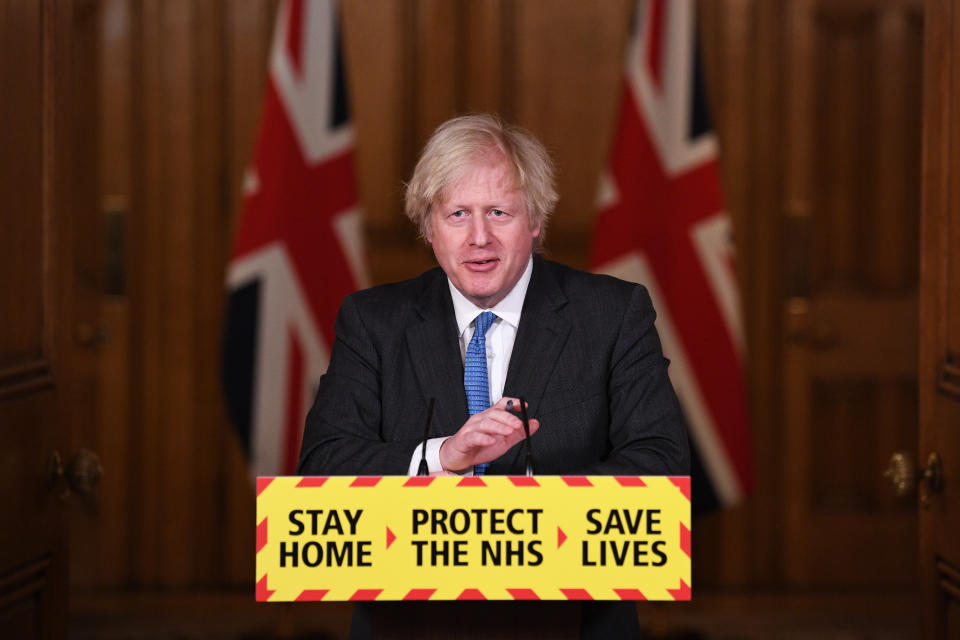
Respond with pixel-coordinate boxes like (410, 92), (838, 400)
(465, 258), (499, 270)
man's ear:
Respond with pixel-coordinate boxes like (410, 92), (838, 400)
(424, 211), (435, 243)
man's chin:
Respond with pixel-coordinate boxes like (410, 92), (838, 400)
(461, 286), (503, 309)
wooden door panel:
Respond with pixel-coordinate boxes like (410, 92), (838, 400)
(929, 0), (960, 585)
(0, 394), (63, 640)
(0, 539), (56, 638)
(806, 8), (922, 291)
(0, 0), (46, 370)
(807, 295), (917, 377)
(0, 0), (97, 636)
(933, 560), (960, 639)
(0, 1), (63, 622)
(949, 0), (960, 360)
(920, 0), (960, 636)
(783, 0), (922, 586)
(810, 379), (916, 509)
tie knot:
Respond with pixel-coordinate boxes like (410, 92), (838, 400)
(474, 311), (496, 337)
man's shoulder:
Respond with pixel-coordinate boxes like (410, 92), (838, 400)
(534, 258), (656, 341)
(343, 266), (445, 317)
(537, 257), (646, 299)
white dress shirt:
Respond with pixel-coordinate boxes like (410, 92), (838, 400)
(407, 256), (534, 474)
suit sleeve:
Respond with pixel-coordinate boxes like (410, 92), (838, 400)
(297, 294), (420, 475)
(575, 285), (690, 476)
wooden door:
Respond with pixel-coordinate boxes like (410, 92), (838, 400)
(781, 0), (923, 586)
(0, 0), (99, 637)
(919, 0), (960, 636)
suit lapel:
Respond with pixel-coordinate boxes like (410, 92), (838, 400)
(502, 257), (571, 422)
(405, 270), (468, 437)
(494, 258), (570, 473)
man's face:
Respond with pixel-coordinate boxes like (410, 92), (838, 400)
(427, 152), (540, 309)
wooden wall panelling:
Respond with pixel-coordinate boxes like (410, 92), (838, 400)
(41, 0), (71, 629)
(129, 0), (227, 587)
(412, 0), (459, 147)
(696, 0), (740, 587)
(0, 0), (97, 634)
(873, 10), (922, 290)
(62, 0), (102, 435)
(130, 0), (161, 587)
(224, 0), (276, 230)
(692, 0), (791, 588)
(782, 0), (814, 584)
(944, 0), (960, 388)
(137, 0), (186, 586)
(951, 0), (960, 355)
(85, 0), (135, 590)
(192, 0), (228, 587)
(165, 0), (205, 584)
(514, 0), (632, 269)
(920, 0), (960, 635)
(743, 0), (788, 586)
(341, 0), (406, 234)
(56, 0), (98, 625)
(869, 5), (923, 529)
(65, 0), (113, 591)
(342, 0), (435, 284)
(222, 0), (277, 587)
(695, 0), (762, 588)
(781, 0), (921, 587)
(462, 0), (513, 116)
(0, 0), (47, 370)
(84, 294), (132, 589)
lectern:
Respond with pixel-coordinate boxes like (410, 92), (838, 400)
(256, 475), (691, 638)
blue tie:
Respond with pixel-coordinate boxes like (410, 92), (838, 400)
(465, 311), (496, 475)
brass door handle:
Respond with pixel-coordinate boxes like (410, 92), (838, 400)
(47, 448), (103, 499)
(884, 451), (942, 507)
(67, 448), (103, 494)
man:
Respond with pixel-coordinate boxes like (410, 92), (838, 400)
(298, 114), (688, 638)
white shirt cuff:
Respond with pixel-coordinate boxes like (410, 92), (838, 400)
(407, 436), (472, 475)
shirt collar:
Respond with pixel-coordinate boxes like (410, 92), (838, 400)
(448, 255), (533, 336)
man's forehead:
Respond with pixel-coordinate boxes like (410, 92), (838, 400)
(442, 152), (520, 199)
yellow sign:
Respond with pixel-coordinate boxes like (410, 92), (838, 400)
(256, 475), (690, 602)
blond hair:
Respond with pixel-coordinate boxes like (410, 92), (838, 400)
(404, 114), (557, 244)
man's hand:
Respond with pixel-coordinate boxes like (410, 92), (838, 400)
(438, 397), (540, 472)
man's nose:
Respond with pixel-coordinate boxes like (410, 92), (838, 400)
(467, 214), (491, 246)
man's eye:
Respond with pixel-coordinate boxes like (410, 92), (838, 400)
(491, 209), (506, 217)
(451, 210), (466, 218)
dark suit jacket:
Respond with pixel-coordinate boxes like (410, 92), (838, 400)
(298, 256), (689, 477)
(297, 257), (689, 640)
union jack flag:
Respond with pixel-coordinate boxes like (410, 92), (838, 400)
(592, 0), (752, 509)
(222, 0), (367, 478)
